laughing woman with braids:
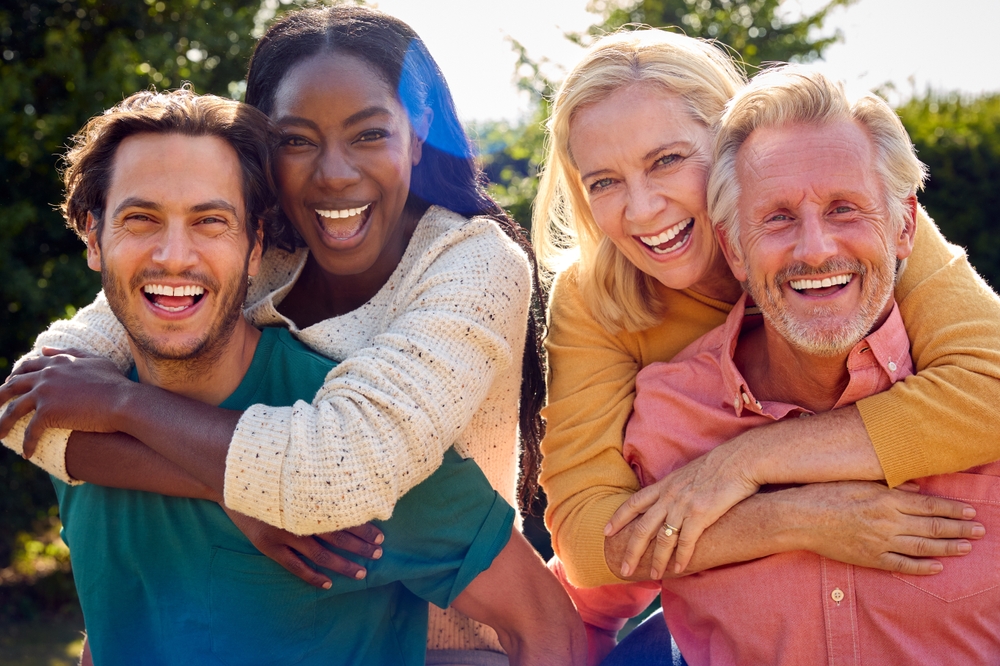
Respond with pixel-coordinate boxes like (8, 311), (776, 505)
(0, 6), (579, 664)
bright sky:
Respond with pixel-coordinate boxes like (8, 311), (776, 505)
(371, 0), (1000, 123)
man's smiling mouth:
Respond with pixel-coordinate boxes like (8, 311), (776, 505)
(143, 284), (206, 312)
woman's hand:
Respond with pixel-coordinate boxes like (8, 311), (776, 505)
(792, 480), (983, 574)
(220, 505), (384, 588)
(0, 347), (131, 457)
(605, 443), (758, 579)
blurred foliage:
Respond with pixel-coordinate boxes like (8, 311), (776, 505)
(475, 0), (855, 229)
(897, 92), (1000, 288)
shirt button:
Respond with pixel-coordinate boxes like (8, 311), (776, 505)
(888, 361), (897, 372)
(831, 588), (845, 603)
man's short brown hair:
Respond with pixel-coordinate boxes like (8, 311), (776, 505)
(61, 86), (279, 248)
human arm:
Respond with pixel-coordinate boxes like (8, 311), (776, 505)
(451, 529), (587, 666)
(610, 207), (1000, 572)
(607, 480), (982, 581)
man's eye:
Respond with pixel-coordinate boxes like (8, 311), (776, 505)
(767, 214), (789, 223)
(589, 178), (614, 192)
(832, 206), (853, 214)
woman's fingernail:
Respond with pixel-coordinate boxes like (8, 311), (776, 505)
(620, 563), (630, 577)
(355, 569), (367, 580)
(930, 562), (943, 573)
(958, 541), (972, 554)
(373, 548), (382, 559)
(972, 525), (986, 538)
(322, 581), (332, 590)
(375, 533), (384, 545)
(650, 568), (660, 580)
(604, 524), (613, 536)
(963, 507), (977, 519)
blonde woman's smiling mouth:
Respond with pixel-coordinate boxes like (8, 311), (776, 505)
(638, 218), (694, 255)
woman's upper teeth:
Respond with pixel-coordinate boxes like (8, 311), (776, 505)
(789, 273), (853, 290)
(143, 284), (205, 297)
(640, 218), (693, 246)
(316, 204), (371, 219)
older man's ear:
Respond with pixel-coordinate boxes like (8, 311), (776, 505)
(715, 224), (747, 283)
(895, 194), (918, 261)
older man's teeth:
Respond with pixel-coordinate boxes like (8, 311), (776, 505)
(639, 219), (693, 254)
(316, 204), (370, 219)
(143, 284), (206, 297)
(789, 274), (853, 291)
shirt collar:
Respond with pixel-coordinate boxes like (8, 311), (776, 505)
(719, 293), (911, 419)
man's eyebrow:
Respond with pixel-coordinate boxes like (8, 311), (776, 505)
(112, 197), (161, 219)
(191, 200), (240, 217)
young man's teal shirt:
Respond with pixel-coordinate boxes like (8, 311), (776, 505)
(52, 327), (515, 665)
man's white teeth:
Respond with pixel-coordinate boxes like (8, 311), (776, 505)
(316, 204), (371, 219)
(789, 274), (853, 291)
(639, 218), (694, 249)
(143, 284), (205, 297)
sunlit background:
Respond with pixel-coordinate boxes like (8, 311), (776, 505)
(2, 1), (999, 662)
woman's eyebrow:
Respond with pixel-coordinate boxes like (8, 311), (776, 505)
(343, 106), (391, 128)
(275, 115), (320, 131)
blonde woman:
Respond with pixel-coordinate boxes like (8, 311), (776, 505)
(534, 28), (1000, 659)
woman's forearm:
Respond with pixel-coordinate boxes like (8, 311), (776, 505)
(65, 430), (220, 501)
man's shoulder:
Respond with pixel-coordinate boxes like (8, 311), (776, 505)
(223, 327), (335, 410)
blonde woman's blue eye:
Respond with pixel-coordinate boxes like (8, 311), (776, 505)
(656, 154), (680, 166)
(590, 178), (613, 192)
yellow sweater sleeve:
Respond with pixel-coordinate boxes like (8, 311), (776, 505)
(858, 207), (1000, 486)
(540, 267), (643, 587)
(540, 266), (729, 587)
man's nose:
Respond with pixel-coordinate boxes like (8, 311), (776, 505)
(793, 212), (839, 267)
(151, 222), (199, 272)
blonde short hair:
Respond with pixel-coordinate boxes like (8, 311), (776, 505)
(532, 28), (746, 332)
(709, 65), (927, 253)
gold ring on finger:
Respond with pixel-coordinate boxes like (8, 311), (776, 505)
(663, 523), (680, 538)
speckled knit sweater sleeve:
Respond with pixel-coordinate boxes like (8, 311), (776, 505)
(227, 207), (531, 535)
(2, 292), (132, 482)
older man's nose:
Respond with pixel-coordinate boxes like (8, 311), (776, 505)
(793, 213), (838, 266)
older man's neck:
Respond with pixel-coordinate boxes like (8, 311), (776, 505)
(737, 325), (850, 414)
(129, 318), (261, 406)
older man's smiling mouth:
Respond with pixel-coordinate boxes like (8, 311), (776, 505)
(788, 273), (853, 296)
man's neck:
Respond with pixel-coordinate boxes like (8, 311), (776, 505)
(736, 324), (850, 413)
(130, 319), (261, 406)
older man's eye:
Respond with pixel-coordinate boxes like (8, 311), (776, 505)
(832, 205), (853, 214)
(767, 213), (789, 223)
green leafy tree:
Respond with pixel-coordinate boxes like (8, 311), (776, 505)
(897, 92), (1000, 288)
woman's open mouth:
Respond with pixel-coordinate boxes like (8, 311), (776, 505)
(637, 218), (694, 255)
(315, 204), (372, 241)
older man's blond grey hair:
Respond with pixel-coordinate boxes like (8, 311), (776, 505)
(708, 65), (927, 255)
(532, 28), (746, 332)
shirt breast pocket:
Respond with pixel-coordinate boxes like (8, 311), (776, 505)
(890, 470), (1000, 602)
(209, 547), (319, 665)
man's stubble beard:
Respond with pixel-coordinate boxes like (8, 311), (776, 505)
(102, 261), (250, 384)
(743, 249), (897, 358)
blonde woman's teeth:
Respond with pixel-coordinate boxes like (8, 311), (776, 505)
(143, 284), (205, 297)
(316, 204), (370, 219)
(789, 274), (853, 291)
(639, 218), (693, 253)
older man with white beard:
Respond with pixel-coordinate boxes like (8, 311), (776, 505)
(561, 67), (1000, 666)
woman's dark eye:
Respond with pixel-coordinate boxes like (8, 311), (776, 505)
(357, 129), (389, 143)
(281, 135), (311, 147)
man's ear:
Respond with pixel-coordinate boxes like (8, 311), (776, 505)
(86, 212), (102, 272)
(715, 223), (747, 283)
(895, 194), (918, 261)
(247, 223), (264, 278)
(410, 107), (433, 167)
